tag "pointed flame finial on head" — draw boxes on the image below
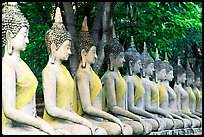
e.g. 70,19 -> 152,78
82,16 -> 88,32
112,25 -> 116,39
143,42 -> 147,52
156,48 -> 159,60
130,36 -> 135,48
178,56 -> 181,65
55,7 -> 62,24
187,59 -> 190,68
165,52 -> 168,61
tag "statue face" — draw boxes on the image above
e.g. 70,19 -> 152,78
146,63 -> 154,76
157,69 -> 166,81
86,46 -> 97,64
195,78 -> 201,87
56,40 -> 71,61
187,76 -> 194,86
166,70 -> 174,81
180,73 -> 186,84
114,52 -> 125,68
11,27 -> 29,52
133,59 -> 141,73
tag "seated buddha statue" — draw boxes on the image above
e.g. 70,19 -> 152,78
101,29 -> 152,135
140,43 -> 176,131
173,57 -> 201,128
163,53 -> 192,128
154,49 -> 185,130
184,60 -> 202,118
124,36 -> 163,132
42,7 -> 102,135
73,16 -> 132,135
193,68 -> 202,114
2,2 -> 56,135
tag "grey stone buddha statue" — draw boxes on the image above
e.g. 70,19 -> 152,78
73,16 -> 132,135
124,36 -> 163,132
2,2 -> 56,135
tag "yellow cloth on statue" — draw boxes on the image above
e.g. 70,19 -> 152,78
151,81 -> 159,104
195,87 -> 201,107
134,75 -> 145,105
116,71 -> 126,104
189,87 -> 195,103
159,82 -> 166,105
2,59 -> 38,128
73,67 -> 102,116
43,64 -> 74,127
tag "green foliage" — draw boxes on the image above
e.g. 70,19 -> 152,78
2,2 -> 202,95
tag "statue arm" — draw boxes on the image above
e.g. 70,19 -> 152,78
2,62 -> 54,134
104,76 -> 143,122
143,84 -> 173,119
76,72 -> 123,125
42,69 -> 94,130
127,81 -> 159,120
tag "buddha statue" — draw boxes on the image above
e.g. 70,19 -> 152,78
2,2 -> 56,135
193,68 -> 202,114
174,57 -> 201,128
163,53 -> 192,128
101,29 -> 152,135
124,36 -> 164,132
42,7 -> 102,135
73,16 -> 132,135
154,49 -> 185,130
184,60 -> 202,118
140,43 -> 176,131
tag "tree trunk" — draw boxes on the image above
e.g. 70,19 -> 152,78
62,2 -> 79,77
92,2 -> 115,74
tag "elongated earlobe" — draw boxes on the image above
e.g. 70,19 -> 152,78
6,30 -> 14,55
51,43 -> 56,64
128,60 -> 133,76
81,49 -> 87,69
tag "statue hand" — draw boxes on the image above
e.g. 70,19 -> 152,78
37,117 -> 56,135
114,119 -> 125,135
155,118 -> 165,131
140,120 -> 149,135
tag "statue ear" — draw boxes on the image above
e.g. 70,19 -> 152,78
6,30 -> 14,55
51,43 -> 56,64
81,49 -> 87,68
109,53 -> 114,61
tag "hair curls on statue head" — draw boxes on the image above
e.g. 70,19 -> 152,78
2,2 -> 29,47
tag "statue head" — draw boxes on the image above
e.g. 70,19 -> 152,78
124,36 -> 141,75
163,52 -> 174,81
76,16 -> 97,68
174,56 -> 186,84
2,2 -> 30,55
104,26 -> 125,71
194,67 -> 201,88
140,42 -> 154,77
45,7 -> 71,64
185,59 -> 195,86
154,48 -> 166,81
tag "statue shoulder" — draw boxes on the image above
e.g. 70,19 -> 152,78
76,68 -> 90,80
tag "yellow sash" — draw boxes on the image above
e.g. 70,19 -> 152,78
189,87 -> 195,103
151,81 -> 159,104
116,71 -> 126,104
134,75 -> 145,105
159,82 -> 166,105
195,87 -> 201,107
2,59 -> 38,128
43,64 -> 74,127
73,67 -> 102,116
